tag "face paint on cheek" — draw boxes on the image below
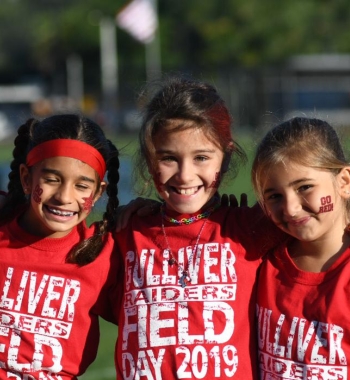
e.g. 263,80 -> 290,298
209,172 -> 221,189
32,185 -> 43,204
82,192 -> 94,212
154,173 -> 164,193
318,195 -> 334,214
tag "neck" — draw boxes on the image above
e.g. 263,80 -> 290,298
288,229 -> 350,272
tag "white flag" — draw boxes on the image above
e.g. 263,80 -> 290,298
116,0 -> 158,44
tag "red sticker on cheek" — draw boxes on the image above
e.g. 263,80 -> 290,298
318,195 -> 333,214
154,173 -> 163,193
209,172 -> 221,189
82,192 -> 94,212
32,185 -> 43,204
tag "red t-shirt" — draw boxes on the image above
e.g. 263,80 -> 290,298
257,244 -> 350,379
0,215 -> 120,379
114,205 -> 281,380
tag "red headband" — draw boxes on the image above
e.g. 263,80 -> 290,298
26,139 -> 106,180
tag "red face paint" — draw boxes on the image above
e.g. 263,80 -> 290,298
32,185 -> 43,204
82,192 -> 94,212
318,195 -> 333,214
154,173 -> 163,193
209,172 -> 221,189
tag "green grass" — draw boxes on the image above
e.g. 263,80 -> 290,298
79,320 -> 118,379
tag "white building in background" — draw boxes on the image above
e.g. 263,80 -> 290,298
264,54 -> 350,126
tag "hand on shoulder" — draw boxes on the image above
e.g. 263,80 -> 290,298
115,197 -> 161,232
221,193 -> 248,208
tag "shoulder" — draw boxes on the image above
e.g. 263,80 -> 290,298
117,211 -> 161,232
212,204 -> 264,229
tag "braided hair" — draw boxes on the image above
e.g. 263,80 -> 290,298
2,114 -> 120,266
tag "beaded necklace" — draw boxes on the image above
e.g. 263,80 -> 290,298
160,195 -> 221,226
160,196 -> 220,287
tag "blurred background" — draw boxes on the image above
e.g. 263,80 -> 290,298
1,0 -> 350,378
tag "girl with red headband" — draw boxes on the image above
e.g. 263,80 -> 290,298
113,77 -> 284,380
0,114 -> 121,379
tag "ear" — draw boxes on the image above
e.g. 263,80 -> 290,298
94,181 -> 107,203
19,164 -> 32,194
337,167 -> 350,198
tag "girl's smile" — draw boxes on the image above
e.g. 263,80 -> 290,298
171,186 -> 201,196
153,127 -> 224,214
19,156 -> 105,238
42,205 -> 78,223
285,216 -> 311,227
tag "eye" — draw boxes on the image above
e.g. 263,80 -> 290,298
76,183 -> 91,191
159,155 -> 176,162
195,155 -> 208,162
44,176 -> 59,183
264,193 -> 282,203
297,184 -> 313,193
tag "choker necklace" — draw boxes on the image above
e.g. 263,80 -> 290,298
161,203 -> 217,287
160,195 -> 221,226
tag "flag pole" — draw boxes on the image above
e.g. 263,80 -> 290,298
145,0 -> 161,81
66,54 -> 84,108
99,17 -> 119,130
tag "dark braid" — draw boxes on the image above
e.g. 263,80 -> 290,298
67,140 -> 120,266
1,119 -> 36,221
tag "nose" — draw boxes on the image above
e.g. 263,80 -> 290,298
283,193 -> 302,217
54,184 -> 73,204
176,160 -> 194,183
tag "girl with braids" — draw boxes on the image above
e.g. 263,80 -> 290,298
0,114 -> 121,379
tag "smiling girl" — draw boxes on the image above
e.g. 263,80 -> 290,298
252,117 -> 350,378
114,77 -> 283,380
0,114 -> 120,379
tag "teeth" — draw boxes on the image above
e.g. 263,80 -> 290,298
178,188 -> 197,195
48,207 -> 74,217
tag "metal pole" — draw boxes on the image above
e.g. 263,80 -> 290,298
66,54 -> 84,108
100,18 -> 118,128
145,0 -> 161,81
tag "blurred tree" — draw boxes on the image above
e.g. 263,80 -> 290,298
1,0 -> 350,103
158,0 -> 350,68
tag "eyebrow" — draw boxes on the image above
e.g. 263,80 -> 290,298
40,168 -> 96,184
156,148 -> 216,154
263,177 -> 314,195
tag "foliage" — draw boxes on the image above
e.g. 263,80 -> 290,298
1,0 -> 350,91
